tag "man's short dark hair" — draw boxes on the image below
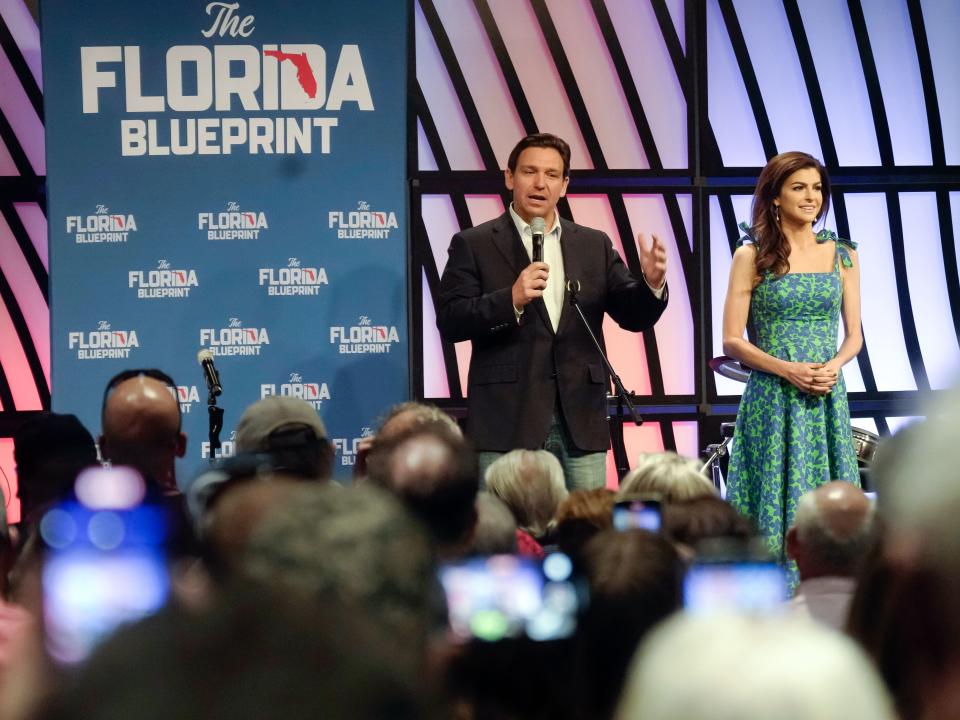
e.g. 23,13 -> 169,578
578,529 -> 683,717
507,133 -> 571,177
14,413 -> 98,526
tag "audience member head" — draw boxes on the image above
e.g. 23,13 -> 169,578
868,421 -> 922,517
13,413 -> 97,527
661,495 -> 755,560
868,390 -> 960,718
100,370 -> 185,493
241,483 -> 435,656
553,488 -> 615,562
187,452 -> 281,525
845,531 -> 928,720
198,473 -> 306,582
786,481 -> 875,580
353,402 -> 461,479
376,401 -> 462,444
484,450 -> 567,540
577,529 -> 683,719
366,422 -> 479,556
32,586 -> 424,720
617,451 -> 716,503
470,492 -> 517,555
616,613 -> 895,720
235,396 -> 333,481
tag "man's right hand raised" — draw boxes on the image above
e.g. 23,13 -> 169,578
512,262 -> 550,309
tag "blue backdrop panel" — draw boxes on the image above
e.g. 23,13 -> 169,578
42,0 -> 408,481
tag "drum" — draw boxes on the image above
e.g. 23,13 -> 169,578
709,356 -> 751,383
851,426 -> 879,466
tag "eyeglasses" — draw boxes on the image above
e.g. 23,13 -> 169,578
101,368 -> 182,431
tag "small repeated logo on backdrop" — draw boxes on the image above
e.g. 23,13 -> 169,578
199,201 -> 268,240
66,204 -> 137,244
129,259 -> 199,299
260,372 -> 331,410
175,385 -> 200,415
332,426 -> 373,467
67,320 -> 140,360
199,317 -> 270,357
328,201 -> 398,240
258,257 -> 328,296
201,430 -> 236,461
330,315 -> 400,354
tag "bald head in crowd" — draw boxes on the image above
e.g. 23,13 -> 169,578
367,421 -> 478,556
100,374 -> 186,494
787,481 -> 875,579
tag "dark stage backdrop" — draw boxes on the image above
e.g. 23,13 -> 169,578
1,0 -> 958,515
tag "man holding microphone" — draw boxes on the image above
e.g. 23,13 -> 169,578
438,133 -> 668,490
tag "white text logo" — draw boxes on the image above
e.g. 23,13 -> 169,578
129,259 -> 199,298
260,372 -> 330,409
67,320 -> 140,360
199,317 -> 270,356
330,315 -> 400,354
258,257 -> 328,296
66,204 -> 137,244
328,201 -> 398,239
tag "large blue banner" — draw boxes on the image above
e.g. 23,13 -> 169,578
43,0 -> 408,481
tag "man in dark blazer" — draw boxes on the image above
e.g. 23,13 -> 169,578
437,134 -> 668,489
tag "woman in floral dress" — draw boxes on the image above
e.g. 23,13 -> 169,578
722,151 -> 861,566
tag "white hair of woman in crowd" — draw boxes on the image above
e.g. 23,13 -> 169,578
615,613 -> 895,720
617,451 -> 717,502
484,449 -> 567,540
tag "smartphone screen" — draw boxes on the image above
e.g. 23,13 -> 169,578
438,553 -> 580,642
40,466 -> 171,665
683,561 -> 787,615
613,498 -> 661,532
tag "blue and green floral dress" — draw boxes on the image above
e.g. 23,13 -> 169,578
726,225 -> 860,566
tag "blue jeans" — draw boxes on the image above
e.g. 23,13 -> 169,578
477,410 -> 607,492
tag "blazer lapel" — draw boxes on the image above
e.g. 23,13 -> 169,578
491,213 -> 528,278
556,219 -> 582,336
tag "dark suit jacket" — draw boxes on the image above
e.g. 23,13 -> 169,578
437,212 -> 668,452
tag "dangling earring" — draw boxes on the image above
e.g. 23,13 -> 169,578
773,205 -> 780,223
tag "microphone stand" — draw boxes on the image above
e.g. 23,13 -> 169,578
566,280 -> 642,481
206,385 -> 223,465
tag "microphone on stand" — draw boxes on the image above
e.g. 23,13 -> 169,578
531,216 -> 545,263
198,348 -> 224,464
197,349 -> 222,397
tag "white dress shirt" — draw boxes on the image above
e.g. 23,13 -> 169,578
509,204 -> 565,331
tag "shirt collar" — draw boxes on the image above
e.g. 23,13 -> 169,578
508,203 -> 562,240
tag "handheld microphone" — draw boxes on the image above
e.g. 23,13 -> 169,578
197,349 -> 222,397
531,216 -> 545,263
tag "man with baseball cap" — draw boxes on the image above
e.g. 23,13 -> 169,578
234,396 -> 334,481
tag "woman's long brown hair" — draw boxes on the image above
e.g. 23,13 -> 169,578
750,151 -> 831,285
